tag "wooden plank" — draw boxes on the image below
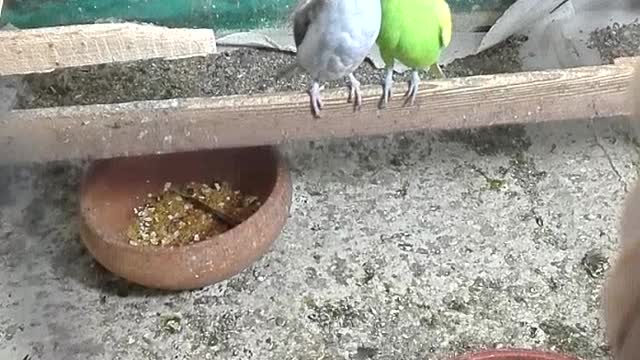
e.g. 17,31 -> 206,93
0,58 -> 638,165
0,23 -> 216,76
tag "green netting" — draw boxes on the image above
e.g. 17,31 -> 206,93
1,0 -> 515,30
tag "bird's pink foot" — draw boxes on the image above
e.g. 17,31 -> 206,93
378,67 -> 393,109
347,73 -> 362,111
403,70 -> 420,107
308,81 -> 324,118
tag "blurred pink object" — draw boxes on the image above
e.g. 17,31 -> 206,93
451,348 -> 581,360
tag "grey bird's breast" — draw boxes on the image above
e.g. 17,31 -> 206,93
296,0 -> 382,82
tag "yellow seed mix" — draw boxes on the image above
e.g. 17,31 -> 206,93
126,181 -> 261,247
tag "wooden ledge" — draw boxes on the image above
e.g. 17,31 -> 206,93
1,57 -> 638,164
0,23 -> 216,76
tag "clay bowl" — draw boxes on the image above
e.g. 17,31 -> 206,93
79,146 -> 292,290
452,349 -> 581,360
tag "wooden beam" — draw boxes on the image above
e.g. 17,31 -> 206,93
0,23 -> 216,76
0,58 -> 638,164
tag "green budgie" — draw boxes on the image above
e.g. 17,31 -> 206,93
376,0 -> 452,108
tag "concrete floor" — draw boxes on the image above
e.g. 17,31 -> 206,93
1,118 -> 637,360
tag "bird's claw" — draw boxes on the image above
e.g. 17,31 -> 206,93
402,84 -> 417,106
347,74 -> 362,112
308,82 -> 324,118
349,86 -> 363,112
378,68 -> 394,109
379,85 -> 391,109
403,70 -> 420,107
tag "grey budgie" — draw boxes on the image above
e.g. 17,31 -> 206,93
279,0 -> 382,117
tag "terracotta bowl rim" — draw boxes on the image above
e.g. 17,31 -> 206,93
79,147 -> 290,255
451,348 -> 581,360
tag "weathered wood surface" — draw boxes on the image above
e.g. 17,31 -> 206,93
0,23 -> 216,76
0,58 -> 638,164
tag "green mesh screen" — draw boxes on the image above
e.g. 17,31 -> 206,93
1,0 -> 515,30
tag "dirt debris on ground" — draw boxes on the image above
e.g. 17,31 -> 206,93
17,35 -> 526,109
589,20 -> 640,64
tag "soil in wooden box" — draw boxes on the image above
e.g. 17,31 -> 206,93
16,36 -> 527,109
14,20 -> 640,110
589,20 -> 640,64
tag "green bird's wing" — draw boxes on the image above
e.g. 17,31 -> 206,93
434,0 -> 452,49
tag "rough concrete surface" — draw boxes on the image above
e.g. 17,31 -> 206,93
1,117 -> 638,360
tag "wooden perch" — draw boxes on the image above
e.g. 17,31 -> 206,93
0,23 -> 216,76
0,57 -> 638,165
